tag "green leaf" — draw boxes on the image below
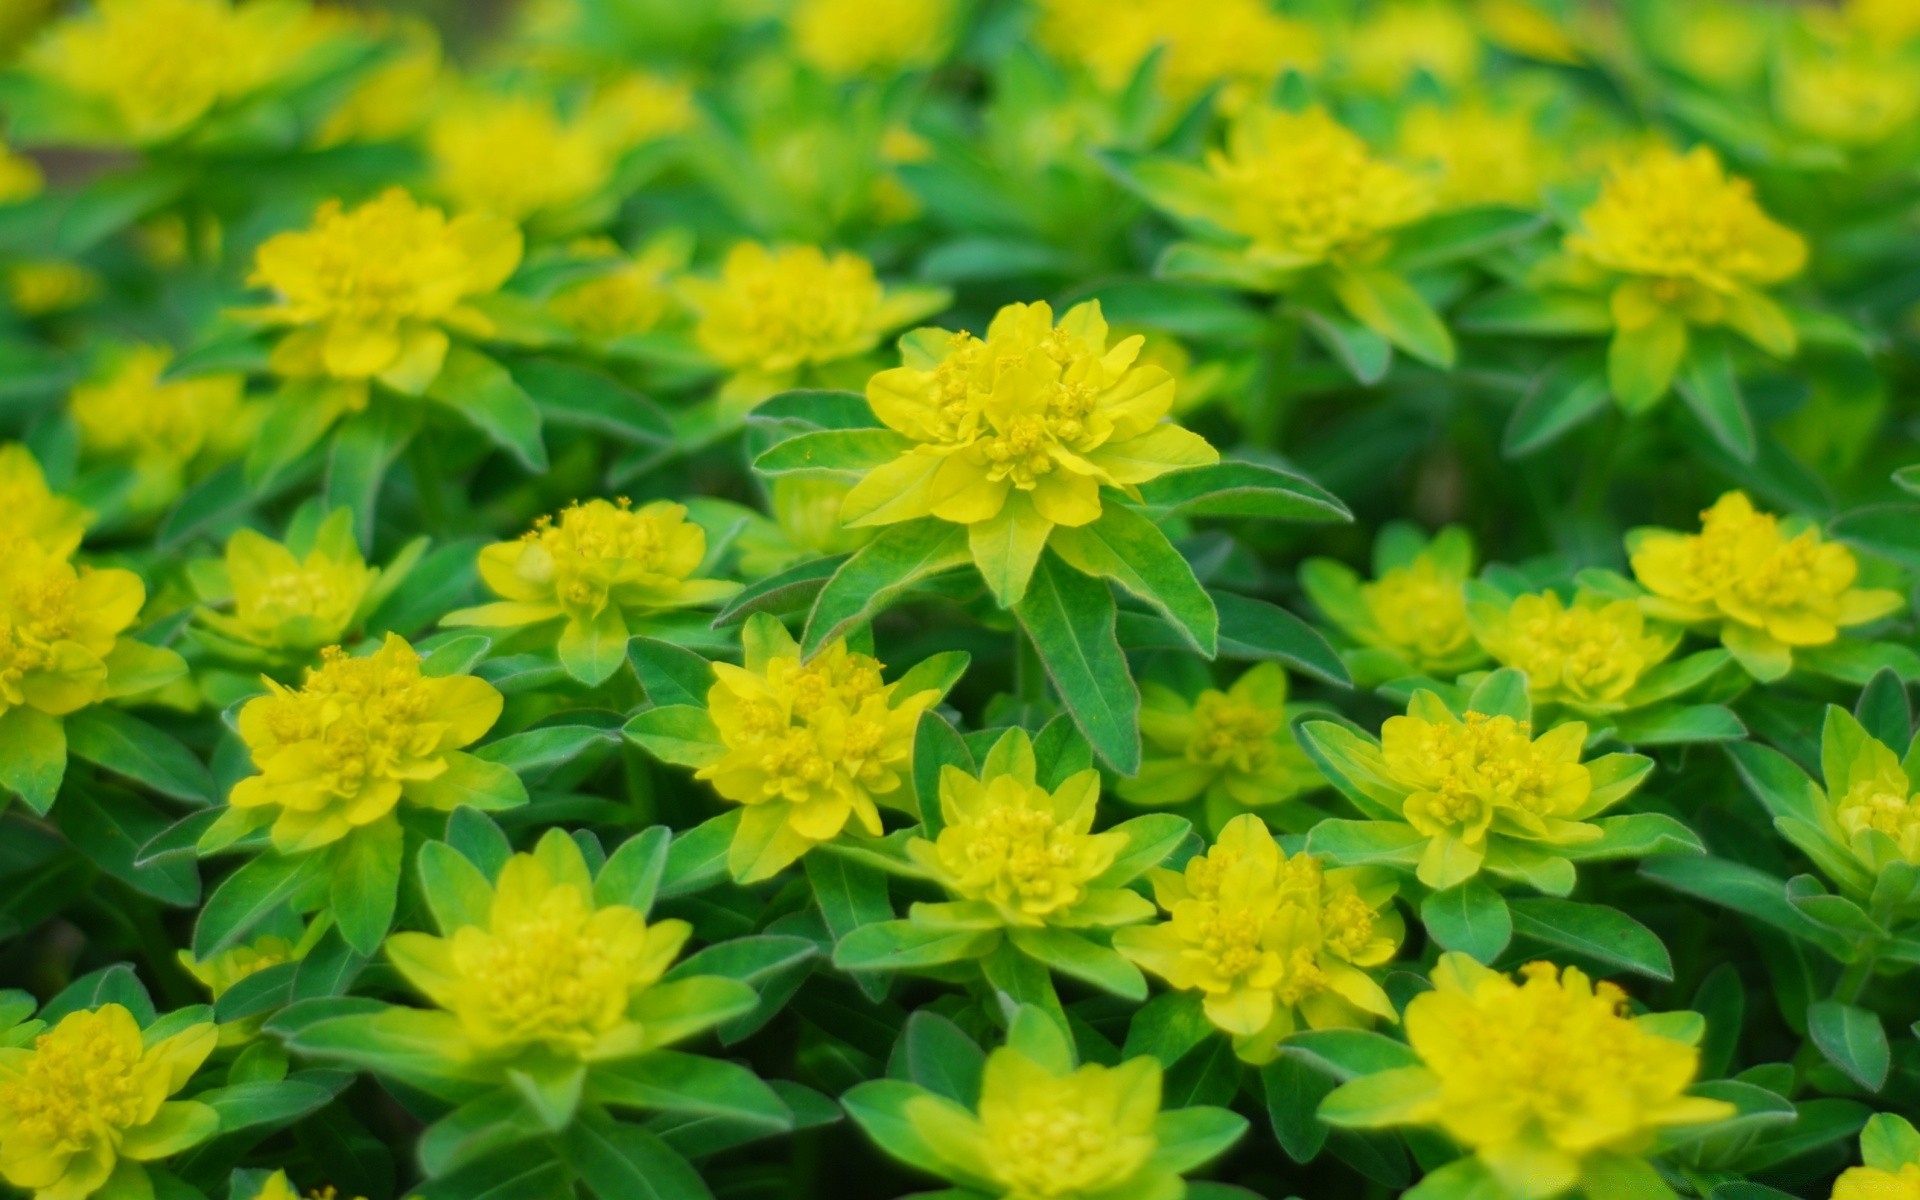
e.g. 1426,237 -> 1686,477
1282,1029 -> 1422,1081
1640,856 -> 1852,959
753,428 -> 914,478
1508,898 -> 1673,981
1676,335 -> 1757,463
1386,207 -> 1545,272
1504,352 -> 1609,458
558,607 -> 630,686
1014,553 -> 1141,774
324,402 -> 418,545
806,852 -> 894,1002
623,705 -> 725,769
1855,669 -> 1912,752
892,1011 -> 985,1105
0,706 -> 67,815
558,1116 -> 713,1200
596,826 -> 670,915
658,810 -> 739,898
665,933 -> 817,1043
1458,288 -> 1614,336
628,638 -> 715,708
1608,314 -> 1687,414
1262,1054 -> 1336,1162
1465,668 -> 1530,721
1807,999 -> 1889,1092
472,725 -> 612,780
804,519 -> 970,654
1134,461 -> 1350,524
425,345 -> 548,472
1214,591 -> 1349,686
1049,506 -> 1217,656
1420,880 -> 1511,963
590,1050 -> 791,1131
419,1089 -> 550,1177
417,840 -> 495,933
712,556 -> 842,627
1610,704 -> 1747,745
65,709 -> 213,805
834,919 -> 999,971
194,851 -> 325,957
54,789 -> 198,906
330,821 -> 403,956
1329,267 -> 1454,367
1301,304 -> 1393,385
913,710 -> 972,837
510,358 -> 672,445
1007,928 -> 1147,1000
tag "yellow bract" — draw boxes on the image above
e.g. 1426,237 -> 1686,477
1831,734 -> 1920,866
70,346 -> 250,510
1123,663 -> 1323,819
546,238 -> 686,343
1776,36 -> 1920,147
453,498 -> 735,631
386,841 -> 690,1060
1568,146 -> 1806,347
907,1047 -> 1162,1199
1630,491 -> 1902,678
0,543 -> 148,721
1365,551 -> 1481,675
1345,1 -> 1483,93
230,634 -> 506,852
734,477 -> 874,579
0,444 -> 90,559
1035,0 -> 1320,108
907,735 -> 1129,928
0,142 -> 43,205
28,0 -> 325,145
791,0 -> 954,78
1206,106 -> 1432,270
1844,0 -> 1920,44
179,933 -> 301,999
1834,1163 -> 1920,1200
842,299 -> 1215,604
0,1005 -> 217,1200
7,262 -> 102,316
697,621 -> 935,881
1382,708 -> 1593,863
1398,101 -> 1559,209
197,513 -> 375,655
1114,815 -> 1399,1062
314,17 -> 442,147
245,188 -> 522,394
1394,956 -> 1731,1197
679,242 -> 947,409
1469,590 -> 1679,712
428,91 -> 612,224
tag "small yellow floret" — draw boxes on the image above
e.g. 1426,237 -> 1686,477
198,513 -> 375,655
71,347 -> 248,508
1398,101 -> 1559,210
1035,0 -> 1320,107
0,143 -> 43,205
428,91 -> 611,224
0,1005 -> 218,1200
791,0 -> 954,78
1345,1 -> 1483,93
0,544 -> 147,722
1124,663 -> 1322,814
0,445 -> 90,559
229,634 -> 506,852
1470,591 -> 1679,712
1834,1163 -> 1920,1200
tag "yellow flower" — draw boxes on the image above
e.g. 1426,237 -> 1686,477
905,1047 -> 1166,1200
907,729 -> 1149,929
1034,0 -> 1321,108
7,262 -> 102,316
1121,663 -> 1324,822
1345,1 -> 1482,93
1628,491 -> 1903,680
1468,590 -> 1680,714
1567,146 -> 1806,356
545,236 -> 687,343
791,0 -> 954,78
1323,955 -> 1733,1199
428,91 -> 612,225
193,510 -> 380,656
314,17 -> 442,147
1114,815 -> 1400,1062
1646,1 -> 1776,88
679,242 -> 948,410
697,616 -> 937,881
1834,1164 -> 1920,1200
1398,101 -> 1560,210
385,836 -> 691,1060
445,499 -> 738,683
1829,721 -> 1920,868
0,142 -> 43,205
1473,0 -> 1583,64
70,346 -> 249,510
178,933 -> 301,998
253,1171 -> 363,1200
841,299 -> 1216,605
579,73 -> 694,149
0,444 -> 90,558
1846,0 -> 1920,44
1302,525 -> 1488,680
0,1004 -> 218,1200
1204,106 -> 1433,271
244,188 -> 522,395
229,633 -> 510,852
0,543 -> 156,721
27,0 -> 326,145
1776,33 -> 1920,147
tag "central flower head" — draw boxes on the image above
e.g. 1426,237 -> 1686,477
1125,663 -> 1322,813
386,837 -> 690,1061
0,140 -> 43,204
1568,145 -> 1805,297
1364,556 -> 1477,666
682,243 -> 921,377
428,91 -> 612,223
200,513 -> 375,655
1205,106 -> 1432,269
1115,815 -> 1400,1056
1471,590 -> 1678,712
1630,492 -> 1901,670
1397,101 -> 1559,210
975,1052 -> 1160,1199
229,633 -> 505,852
1400,956 -> 1732,1190
246,188 -> 521,386
476,499 -> 721,622
0,445 -> 89,560
1035,0 -> 1319,106
1835,1162 -> 1920,1200
698,616 -> 934,881
0,542 -> 145,720
910,733 -> 1127,927
791,0 -> 955,77
71,346 -> 248,508
1383,711 -> 1592,841
27,0 -> 326,145
0,1004 -> 217,1200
